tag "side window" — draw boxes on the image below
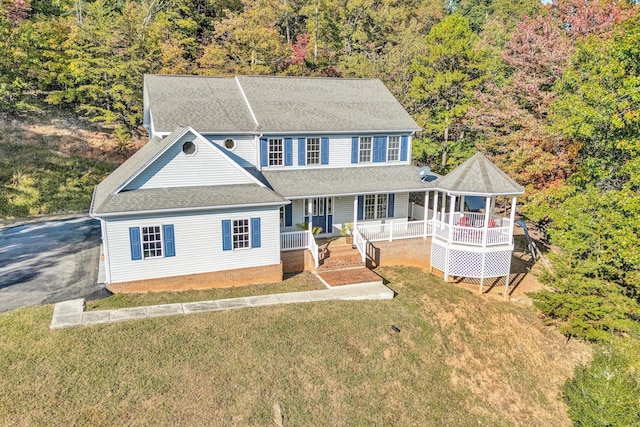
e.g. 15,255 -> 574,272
222,218 -> 261,250
129,224 -> 175,260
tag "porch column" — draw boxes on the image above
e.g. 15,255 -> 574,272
460,195 -> 466,214
433,191 -> 439,223
482,196 -> 491,248
509,196 -> 517,239
353,195 -> 358,228
307,199 -> 313,234
423,190 -> 430,238
447,194 -> 456,243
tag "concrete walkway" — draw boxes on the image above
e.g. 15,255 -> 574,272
50,282 -> 395,329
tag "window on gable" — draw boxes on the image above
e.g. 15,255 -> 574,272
306,137 -> 320,165
364,194 -> 388,220
233,219 -> 250,249
269,138 -> 283,166
388,136 -> 400,161
359,136 -> 372,163
142,226 -> 162,258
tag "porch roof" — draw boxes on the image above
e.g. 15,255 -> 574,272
93,184 -> 287,216
262,165 -> 433,198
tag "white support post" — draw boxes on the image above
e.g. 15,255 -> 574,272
423,190 -> 430,238
504,272 -> 511,300
482,196 -> 491,247
307,199 -> 313,234
460,195 -> 466,214
448,194 -> 456,242
353,196 -> 358,228
509,196 -> 517,241
389,221 -> 393,242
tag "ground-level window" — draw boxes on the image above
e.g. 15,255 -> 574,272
359,136 -> 372,163
233,219 -> 250,249
364,194 -> 388,220
306,137 -> 320,165
142,226 -> 162,258
388,136 -> 400,161
269,138 -> 283,166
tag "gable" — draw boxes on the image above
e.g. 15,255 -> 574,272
124,132 -> 256,191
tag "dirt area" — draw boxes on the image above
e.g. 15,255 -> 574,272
0,114 -> 145,163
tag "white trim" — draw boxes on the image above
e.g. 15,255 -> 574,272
94,201 -> 286,218
235,76 -> 259,127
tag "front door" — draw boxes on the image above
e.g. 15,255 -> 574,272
305,198 -> 333,234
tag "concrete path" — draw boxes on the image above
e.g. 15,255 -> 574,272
50,282 -> 395,329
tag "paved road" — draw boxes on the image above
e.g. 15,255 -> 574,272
0,215 -> 107,313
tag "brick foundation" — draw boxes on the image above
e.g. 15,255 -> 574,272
281,249 -> 315,273
365,238 -> 432,270
107,263 -> 283,293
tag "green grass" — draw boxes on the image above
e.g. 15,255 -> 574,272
87,271 -> 326,311
0,267 -> 590,426
0,138 -> 114,219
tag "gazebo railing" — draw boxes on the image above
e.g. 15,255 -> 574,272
433,219 -> 512,246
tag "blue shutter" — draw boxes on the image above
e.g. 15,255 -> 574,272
321,137 -> 329,165
400,135 -> 408,162
298,138 -> 306,165
163,224 -> 175,257
251,217 -> 261,248
387,193 -> 395,218
222,220 -> 232,251
357,195 -> 364,220
285,203 -> 293,227
284,138 -> 293,166
351,137 -> 359,164
260,137 -> 268,167
129,227 -> 141,261
373,136 -> 387,162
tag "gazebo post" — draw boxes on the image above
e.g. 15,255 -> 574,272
430,191 -> 439,274
423,190 -> 430,238
445,194 -> 456,282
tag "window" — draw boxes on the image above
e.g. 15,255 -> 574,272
280,206 -> 285,227
388,136 -> 400,161
364,194 -> 388,220
182,141 -> 196,155
233,219 -> 250,249
306,137 -> 321,165
224,138 -> 235,150
269,138 -> 283,166
359,137 -> 372,163
142,226 -> 162,258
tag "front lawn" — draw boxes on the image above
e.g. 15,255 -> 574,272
0,267 -> 589,425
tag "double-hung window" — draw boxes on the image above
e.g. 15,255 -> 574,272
359,136 -> 372,163
269,138 -> 283,166
388,136 -> 400,161
142,226 -> 163,258
233,219 -> 250,249
364,194 -> 388,220
306,138 -> 321,165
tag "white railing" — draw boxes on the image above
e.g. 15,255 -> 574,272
358,220 -> 432,242
308,233 -> 319,268
281,230 -> 319,268
353,227 -> 367,263
281,230 -> 309,251
433,221 -> 512,246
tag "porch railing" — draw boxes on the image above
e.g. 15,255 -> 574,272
353,226 -> 367,263
433,220 -> 512,246
280,230 -> 319,268
358,220 -> 432,243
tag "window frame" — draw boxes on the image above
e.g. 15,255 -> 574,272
306,137 -> 321,165
232,218 -> 251,250
141,225 -> 163,259
364,194 -> 388,220
268,138 -> 284,166
359,136 -> 372,163
387,136 -> 400,162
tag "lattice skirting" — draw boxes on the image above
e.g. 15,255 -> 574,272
431,241 -> 512,279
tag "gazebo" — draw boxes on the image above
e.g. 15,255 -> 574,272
426,153 -> 525,296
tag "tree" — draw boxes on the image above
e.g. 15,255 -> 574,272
409,14 -> 487,171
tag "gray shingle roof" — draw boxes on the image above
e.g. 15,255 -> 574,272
94,184 -> 286,215
145,75 -> 257,133
145,75 -> 421,134
262,165 -> 433,198
436,153 -> 524,196
91,127 -> 189,215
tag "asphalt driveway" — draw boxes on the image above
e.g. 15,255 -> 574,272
0,215 -> 107,313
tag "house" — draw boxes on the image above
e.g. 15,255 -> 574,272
90,75 -> 433,292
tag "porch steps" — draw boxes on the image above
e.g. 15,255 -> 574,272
316,238 -> 383,287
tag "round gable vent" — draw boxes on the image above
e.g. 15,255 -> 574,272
182,141 -> 196,155
224,138 -> 236,150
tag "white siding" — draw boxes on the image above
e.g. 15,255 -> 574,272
125,134 -> 254,190
333,196 -> 356,233
205,135 -> 257,168
260,133 -> 412,171
104,207 -> 281,283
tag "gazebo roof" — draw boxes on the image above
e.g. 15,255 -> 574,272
436,152 -> 524,196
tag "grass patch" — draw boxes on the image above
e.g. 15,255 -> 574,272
0,267 -> 590,425
87,271 -> 326,311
